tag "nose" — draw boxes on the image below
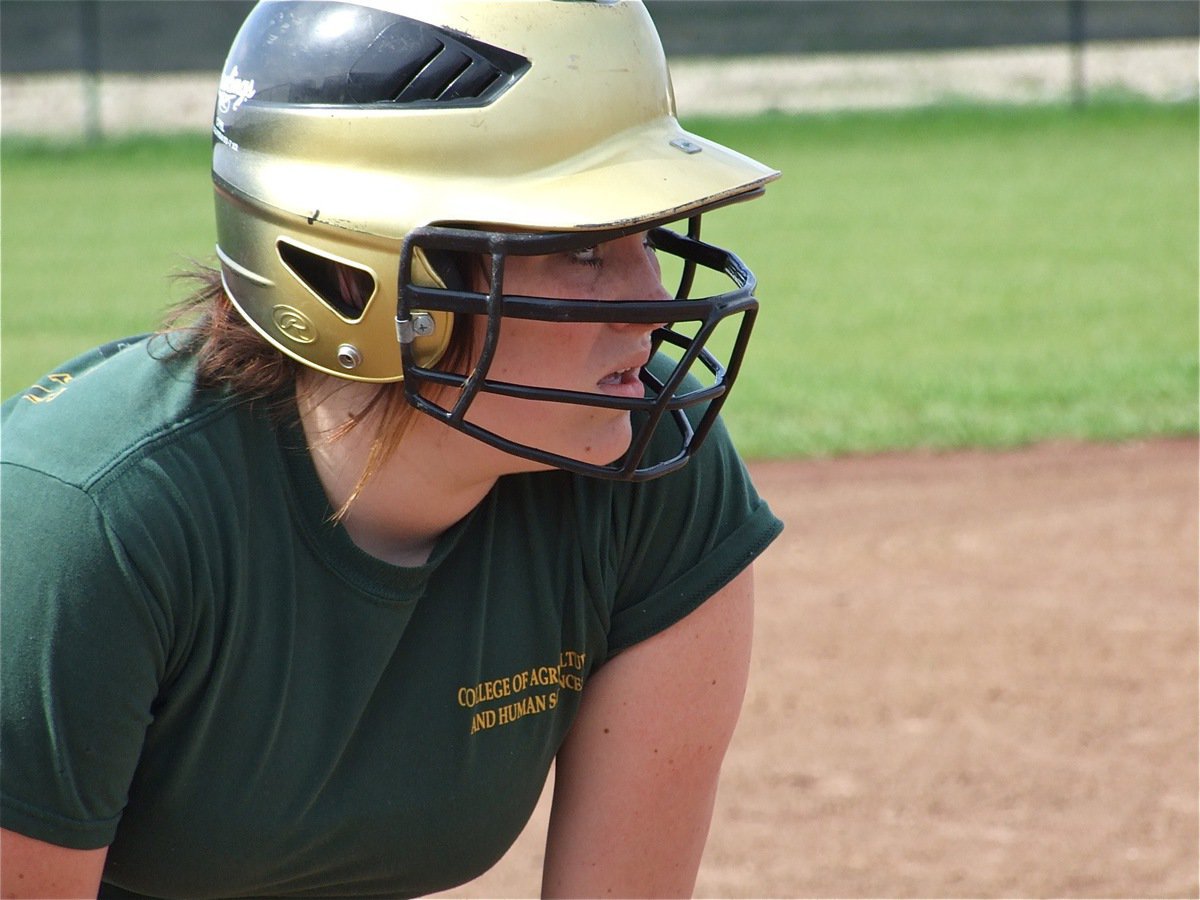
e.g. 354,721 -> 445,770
610,233 -> 671,333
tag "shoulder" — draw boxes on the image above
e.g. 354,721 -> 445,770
592,356 -> 779,557
529,355 -> 782,656
2,336 -> 264,495
1,338 -> 289,594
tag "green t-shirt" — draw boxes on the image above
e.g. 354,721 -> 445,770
1,336 -> 781,899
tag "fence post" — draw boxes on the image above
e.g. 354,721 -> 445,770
1068,0 -> 1088,106
80,0 -> 102,140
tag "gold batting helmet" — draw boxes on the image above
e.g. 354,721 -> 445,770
212,0 -> 779,478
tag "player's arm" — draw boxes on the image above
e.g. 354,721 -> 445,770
0,828 -> 107,899
541,566 -> 755,899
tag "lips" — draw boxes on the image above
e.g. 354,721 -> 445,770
598,367 -> 638,386
596,354 -> 648,398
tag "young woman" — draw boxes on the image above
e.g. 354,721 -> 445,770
0,2 -> 782,897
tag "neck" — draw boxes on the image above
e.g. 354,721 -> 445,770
296,378 -> 505,567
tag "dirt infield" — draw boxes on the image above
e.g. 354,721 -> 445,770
436,438 -> 1198,899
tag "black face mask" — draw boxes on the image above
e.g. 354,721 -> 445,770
397,214 -> 760,482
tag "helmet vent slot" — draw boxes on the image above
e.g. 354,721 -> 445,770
366,21 -> 527,105
220,2 -> 529,110
394,45 -> 472,103
278,240 -> 375,322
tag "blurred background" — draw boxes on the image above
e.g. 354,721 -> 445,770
2,4 -> 1196,898
2,0 -> 1197,137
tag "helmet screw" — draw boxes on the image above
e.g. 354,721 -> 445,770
396,312 -> 436,345
336,343 -> 363,370
411,312 -> 435,337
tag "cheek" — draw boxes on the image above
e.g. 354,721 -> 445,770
482,319 -> 600,384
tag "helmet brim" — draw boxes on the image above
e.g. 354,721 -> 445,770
216,111 -> 778,240
444,116 -> 780,232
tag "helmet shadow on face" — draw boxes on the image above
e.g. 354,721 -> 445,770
396,221 -> 761,480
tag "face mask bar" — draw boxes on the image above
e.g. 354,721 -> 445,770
396,217 -> 759,481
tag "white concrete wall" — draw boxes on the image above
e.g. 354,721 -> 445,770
2,39 -> 1195,138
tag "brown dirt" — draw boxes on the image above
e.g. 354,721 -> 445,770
435,438 -> 1198,899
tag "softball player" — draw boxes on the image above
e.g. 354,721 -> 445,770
0,2 -> 782,896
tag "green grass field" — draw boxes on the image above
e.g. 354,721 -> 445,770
3,100 -> 1196,459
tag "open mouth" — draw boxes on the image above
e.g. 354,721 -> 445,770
598,367 -> 638,387
597,366 -> 645,397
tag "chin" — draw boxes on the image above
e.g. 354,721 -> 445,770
571,412 -> 635,469
470,401 -> 633,473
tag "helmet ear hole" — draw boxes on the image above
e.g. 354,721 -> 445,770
278,240 -> 376,321
421,248 -> 475,292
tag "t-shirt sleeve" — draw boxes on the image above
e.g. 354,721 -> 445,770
1,464 -> 170,850
605,413 -> 783,655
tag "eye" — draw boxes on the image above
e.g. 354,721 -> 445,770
568,245 -> 602,268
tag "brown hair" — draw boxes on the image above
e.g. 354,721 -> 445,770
160,264 -> 473,517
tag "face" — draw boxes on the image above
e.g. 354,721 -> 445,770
459,232 -> 671,473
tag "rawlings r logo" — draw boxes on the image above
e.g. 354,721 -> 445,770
272,305 -> 317,344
